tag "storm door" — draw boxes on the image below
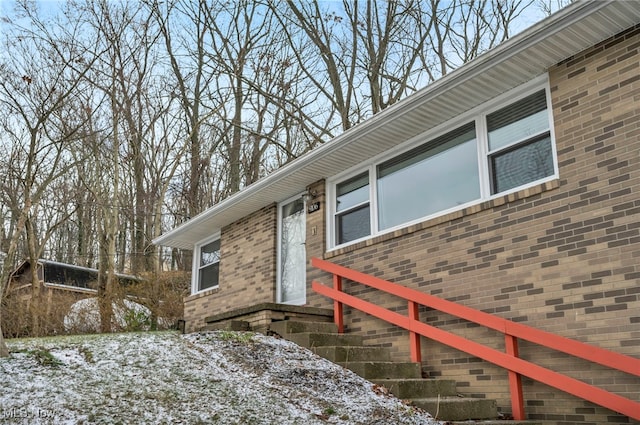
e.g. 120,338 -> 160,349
277,195 -> 306,304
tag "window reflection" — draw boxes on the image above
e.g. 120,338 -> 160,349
491,136 -> 553,193
198,239 -> 220,291
377,124 -> 479,230
335,172 -> 370,244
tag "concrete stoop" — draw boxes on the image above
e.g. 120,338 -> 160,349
201,320 -> 251,332
267,320 -> 543,424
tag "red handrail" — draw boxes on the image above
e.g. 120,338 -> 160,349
311,257 -> 640,421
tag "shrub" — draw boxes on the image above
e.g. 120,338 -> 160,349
124,271 -> 190,331
1,287 -> 79,338
1,270 -> 189,338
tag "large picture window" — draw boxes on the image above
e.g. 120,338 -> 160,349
330,83 -> 556,248
377,123 -> 479,231
196,238 -> 220,292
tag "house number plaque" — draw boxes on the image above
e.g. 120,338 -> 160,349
307,202 -> 320,214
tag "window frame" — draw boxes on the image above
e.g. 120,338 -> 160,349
192,233 -> 221,294
375,121 -> 481,231
333,170 -> 373,245
484,89 -> 555,195
327,76 -> 558,249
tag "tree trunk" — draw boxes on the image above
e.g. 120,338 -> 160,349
25,217 -> 43,336
0,203 -> 31,356
0,332 -> 8,357
228,74 -> 244,194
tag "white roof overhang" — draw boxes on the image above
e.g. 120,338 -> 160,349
154,0 -> 640,250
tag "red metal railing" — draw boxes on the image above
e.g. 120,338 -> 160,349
311,257 -> 640,421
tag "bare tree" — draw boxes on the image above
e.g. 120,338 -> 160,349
536,0 -> 573,17
87,0 -> 167,274
0,0 -> 101,344
273,0 -> 545,130
73,0 -> 151,329
201,0 -> 286,195
148,0 -> 226,271
150,0 -> 223,219
272,0 -> 358,131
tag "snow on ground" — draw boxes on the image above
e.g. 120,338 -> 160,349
0,331 -> 441,424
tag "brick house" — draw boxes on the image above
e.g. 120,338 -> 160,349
154,2 -> 639,424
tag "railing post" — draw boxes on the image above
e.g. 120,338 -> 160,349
505,334 -> 525,420
333,274 -> 344,333
408,301 -> 421,363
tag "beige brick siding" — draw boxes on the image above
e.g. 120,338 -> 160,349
183,204 -> 277,332
307,25 -> 640,424
306,179 -> 328,306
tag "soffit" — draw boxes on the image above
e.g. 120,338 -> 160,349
154,1 -> 640,250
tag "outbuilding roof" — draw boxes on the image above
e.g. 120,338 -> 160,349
154,0 -> 640,250
9,259 -> 140,286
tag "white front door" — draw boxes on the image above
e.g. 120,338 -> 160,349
277,196 -> 306,304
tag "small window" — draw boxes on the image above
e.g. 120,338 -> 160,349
197,239 -> 220,292
335,172 -> 370,244
487,90 -> 553,194
490,135 -> 554,193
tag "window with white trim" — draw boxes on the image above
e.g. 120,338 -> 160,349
195,238 -> 220,293
487,89 -> 553,194
330,83 -> 556,248
377,122 -> 479,231
335,172 -> 371,244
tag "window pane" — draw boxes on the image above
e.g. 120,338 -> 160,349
336,172 -> 369,212
488,90 -> 549,151
377,125 -> 480,230
199,262 -> 219,291
200,239 -> 220,266
337,204 -> 370,244
378,123 -> 475,177
282,197 -> 304,217
491,136 -> 554,194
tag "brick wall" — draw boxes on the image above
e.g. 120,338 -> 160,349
306,179 -> 327,307
183,204 -> 278,332
308,25 -> 640,424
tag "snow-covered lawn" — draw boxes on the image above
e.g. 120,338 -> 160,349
0,331 -> 440,424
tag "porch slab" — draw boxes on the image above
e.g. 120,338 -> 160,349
202,303 -> 334,333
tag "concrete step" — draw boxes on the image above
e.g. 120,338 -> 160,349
371,378 -> 458,398
276,320 -> 508,423
268,320 -> 338,335
339,361 -> 422,379
201,320 -> 250,332
287,332 -> 363,348
411,397 -> 498,421
312,345 -> 391,362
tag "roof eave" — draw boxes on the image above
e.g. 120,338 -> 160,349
154,0 -> 640,250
